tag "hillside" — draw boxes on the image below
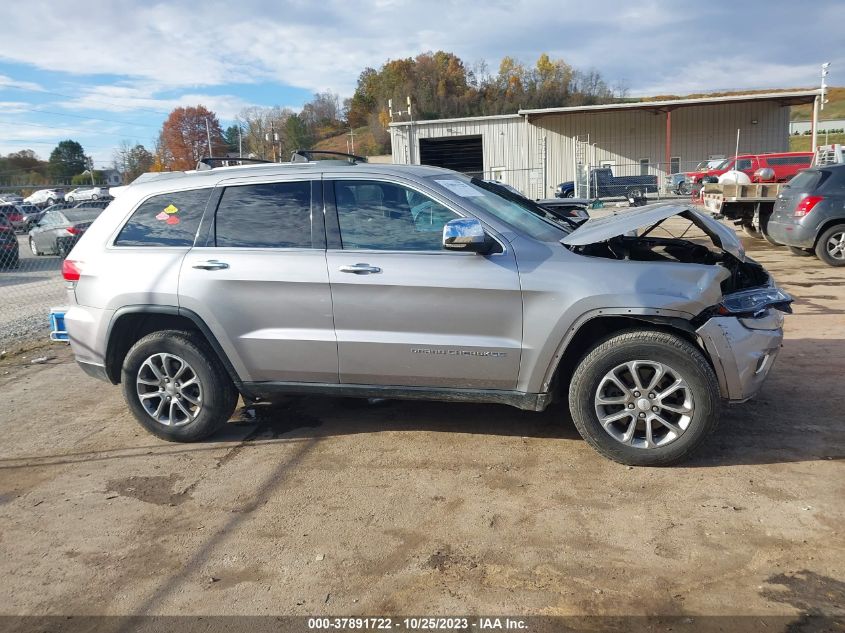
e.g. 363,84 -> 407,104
790,86 -> 845,120
640,87 -> 844,121
313,126 -> 381,156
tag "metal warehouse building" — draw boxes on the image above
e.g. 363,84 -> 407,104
389,90 -> 820,199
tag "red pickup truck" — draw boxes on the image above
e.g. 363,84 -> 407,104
686,152 -> 813,184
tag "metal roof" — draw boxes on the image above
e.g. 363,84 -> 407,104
518,90 -> 820,117
389,113 -> 521,128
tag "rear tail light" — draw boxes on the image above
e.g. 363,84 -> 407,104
795,195 -> 823,217
66,227 -> 82,235
62,259 -> 82,281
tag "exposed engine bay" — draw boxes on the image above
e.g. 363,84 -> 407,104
568,234 -> 770,294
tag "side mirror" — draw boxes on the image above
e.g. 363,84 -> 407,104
442,218 -> 493,254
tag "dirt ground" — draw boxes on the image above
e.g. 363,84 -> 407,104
0,230 -> 842,627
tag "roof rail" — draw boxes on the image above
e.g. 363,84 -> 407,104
196,157 -> 273,170
290,149 -> 367,164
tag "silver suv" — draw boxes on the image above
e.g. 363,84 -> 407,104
63,158 -> 791,466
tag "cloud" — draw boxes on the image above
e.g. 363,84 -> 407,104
1,0 -> 837,99
60,83 -> 258,120
0,74 -> 43,92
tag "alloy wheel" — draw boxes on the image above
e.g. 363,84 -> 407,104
825,231 -> 845,261
136,353 -> 203,427
594,360 -> 694,449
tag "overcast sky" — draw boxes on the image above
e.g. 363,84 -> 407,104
0,0 -> 842,167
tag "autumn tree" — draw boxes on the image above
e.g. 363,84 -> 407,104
158,105 -> 226,170
48,140 -> 88,181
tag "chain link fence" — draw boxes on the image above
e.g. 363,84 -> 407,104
0,194 -> 114,347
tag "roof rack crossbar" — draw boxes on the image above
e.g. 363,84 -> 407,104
197,157 -> 273,170
290,149 -> 367,164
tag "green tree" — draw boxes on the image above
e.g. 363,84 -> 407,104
224,125 -> 241,154
48,140 -> 87,181
284,114 -> 312,150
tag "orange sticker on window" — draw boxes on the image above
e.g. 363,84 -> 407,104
166,215 -> 180,225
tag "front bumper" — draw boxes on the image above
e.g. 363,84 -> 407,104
766,218 -> 815,248
696,311 -> 784,402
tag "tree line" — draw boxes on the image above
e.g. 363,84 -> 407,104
151,51 -> 623,167
2,51 -> 622,183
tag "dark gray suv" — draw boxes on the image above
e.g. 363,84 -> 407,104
768,164 -> 845,266
62,160 -> 791,466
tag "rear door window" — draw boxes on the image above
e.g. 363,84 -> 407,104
214,181 -> 313,248
115,189 -> 211,247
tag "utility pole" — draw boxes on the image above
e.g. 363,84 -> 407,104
348,128 -> 356,154
205,118 -> 213,158
812,63 -> 830,153
238,125 -> 243,157
88,158 -> 95,186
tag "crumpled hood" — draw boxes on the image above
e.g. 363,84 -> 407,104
561,203 -> 745,261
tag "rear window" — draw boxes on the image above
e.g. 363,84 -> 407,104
115,189 -> 211,247
785,170 -> 823,192
64,209 -> 103,222
819,167 -> 845,193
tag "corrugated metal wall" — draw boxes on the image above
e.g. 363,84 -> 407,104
390,101 -> 790,198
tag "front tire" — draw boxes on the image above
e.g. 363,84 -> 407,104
568,330 -> 720,466
121,330 -> 238,442
815,224 -> 845,267
29,237 -> 41,256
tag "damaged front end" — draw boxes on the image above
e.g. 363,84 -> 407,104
561,204 -> 793,402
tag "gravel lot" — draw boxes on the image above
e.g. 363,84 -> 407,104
0,227 -> 842,627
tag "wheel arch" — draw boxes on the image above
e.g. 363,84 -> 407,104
813,217 -> 845,246
542,311 -> 709,398
104,306 -> 244,391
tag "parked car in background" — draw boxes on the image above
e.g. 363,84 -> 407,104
28,206 -> 105,257
63,160 -> 790,466
483,179 -> 589,222
0,194 -> 24,205
669,173 -> 691,195
555,167 -> 658,199
72,199 -> 112,210
767,164 -> 845,266
0,211 -> 20,269
536,197 -> 591,221
65,187 -> 109,202
0,203 -> 41,232
24,188 -> 65,206
687,153 -> 813,185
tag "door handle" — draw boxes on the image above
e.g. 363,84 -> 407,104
339,263 -> 382,274
192,259 -> 229,271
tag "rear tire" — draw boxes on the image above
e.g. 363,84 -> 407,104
568,330 -> 720,466
121,330 -> 238,442
788,246 -> 814,257
741,223 -> 762,239
562,190 -> 575,198
627,187 -> 644,199
815,224 -> 845,267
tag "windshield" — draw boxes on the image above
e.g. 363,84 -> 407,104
428,176 -> 570,242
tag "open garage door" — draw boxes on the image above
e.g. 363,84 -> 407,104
418,136 -> 483,177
